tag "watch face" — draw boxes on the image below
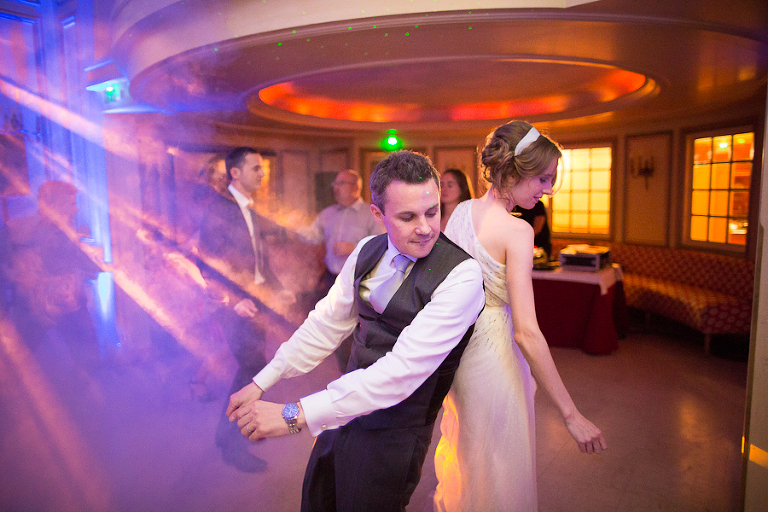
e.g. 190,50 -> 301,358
283,402 -> 299,420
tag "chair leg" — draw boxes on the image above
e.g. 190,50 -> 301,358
704,333 -> 711,356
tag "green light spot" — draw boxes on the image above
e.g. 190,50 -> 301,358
415,25 -> 419,28
278,42 -> 282,46
348,27 -> 353,30
306,38 -> 311,42
292,30 -> 296,33
373,25 -> 377,28
468,26 -> 473,30
384,33 -> 388,37
213,48 -> 218,52
405,32 -> 409,36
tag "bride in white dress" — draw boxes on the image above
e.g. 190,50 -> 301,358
434,121 -> 607,512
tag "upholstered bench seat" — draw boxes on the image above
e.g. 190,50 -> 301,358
552,240 -> 754,354
623,274 -> 752,352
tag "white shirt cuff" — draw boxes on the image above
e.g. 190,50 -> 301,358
300,390 -> 340,437
253,366 -> 281,392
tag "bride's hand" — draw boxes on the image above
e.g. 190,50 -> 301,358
564,413 -> 607,454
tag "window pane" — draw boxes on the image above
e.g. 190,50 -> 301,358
691,216 -> 708,241
691,191 -> 709,215
692,165 -> 710,189
590,213 -> 609,233
712,135 -> 732,162
591,191 -> 610,211
710,191 -> 729,216
728,218 -> 748,245
570,149 -> 591,170
711,163 -> 730,189
591,147 -> 612,169
732,133 -> 754,161
571,192 -> 589,210
694,138 -> 711,164
730,191 -> 750,217
708,217 -> 727,243
571,212 -> 589,231
591,170 -> 611,190
553,194 -> 570,210
552,211 -> 570,231
571,171 -> 590,190
732,162 -> 751,189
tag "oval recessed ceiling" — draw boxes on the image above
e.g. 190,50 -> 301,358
252,58 -> 651,124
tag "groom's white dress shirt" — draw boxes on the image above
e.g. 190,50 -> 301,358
253,235 -> 485,437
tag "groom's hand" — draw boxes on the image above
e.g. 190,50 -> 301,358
235,400 -> 307,441
226,382 -> 263,419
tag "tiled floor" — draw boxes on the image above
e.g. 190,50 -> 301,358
0,315 -> 748,512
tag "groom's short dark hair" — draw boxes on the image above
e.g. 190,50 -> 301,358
370,151 -> 440,213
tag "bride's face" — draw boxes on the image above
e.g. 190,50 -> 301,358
507,158 -> 558,210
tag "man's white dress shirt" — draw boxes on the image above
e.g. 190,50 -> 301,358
254,235 -> 485,437
298,198 -> 384,275
228,184 -> 264,285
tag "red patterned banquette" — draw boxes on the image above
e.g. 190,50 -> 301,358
552,241 -> 754,354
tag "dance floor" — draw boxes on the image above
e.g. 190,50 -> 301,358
0,314 -> 748,512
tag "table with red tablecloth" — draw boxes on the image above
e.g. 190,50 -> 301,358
531,264 -> 627,355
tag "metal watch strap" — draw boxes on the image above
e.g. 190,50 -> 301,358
286,418 -> 301,434
283,402 -> 302,434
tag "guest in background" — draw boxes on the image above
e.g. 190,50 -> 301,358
439,168 -> 473,232
513,199 -> 552,258
196,146 -> 291,472
0,180 -> 100,371
296,169 -> 383,371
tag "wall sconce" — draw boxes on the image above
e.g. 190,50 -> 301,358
629,155 -> 654,189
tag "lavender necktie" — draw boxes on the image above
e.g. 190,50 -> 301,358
368,254 -> 410,313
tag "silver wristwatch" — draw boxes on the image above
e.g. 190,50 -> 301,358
282,402 -> 301,434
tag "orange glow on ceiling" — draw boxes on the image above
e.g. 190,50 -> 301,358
258,69 -> 647,122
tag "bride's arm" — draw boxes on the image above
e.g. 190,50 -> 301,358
504,220 -> 607,454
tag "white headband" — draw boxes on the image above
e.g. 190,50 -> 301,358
514,126 -> 540,156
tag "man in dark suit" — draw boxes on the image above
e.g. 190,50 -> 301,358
197,146 -> 287,472
226,150 -> 486,510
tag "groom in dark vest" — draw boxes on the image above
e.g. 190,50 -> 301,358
226,150 -> 485,511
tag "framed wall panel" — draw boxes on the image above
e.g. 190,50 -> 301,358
623,132 -> 672,245
434,146 -> 480,196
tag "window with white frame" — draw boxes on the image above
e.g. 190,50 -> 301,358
551,146 -> 612,235
688,130 -> 754,247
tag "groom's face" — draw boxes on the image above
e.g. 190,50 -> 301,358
371,179 -> 440,259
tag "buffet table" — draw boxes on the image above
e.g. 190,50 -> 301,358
531,264 -> 627,355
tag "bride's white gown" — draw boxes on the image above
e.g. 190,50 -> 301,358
434,199 -> 538,512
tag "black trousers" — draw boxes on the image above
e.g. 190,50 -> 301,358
301,421 -> 433,512
213,306 -> 267,451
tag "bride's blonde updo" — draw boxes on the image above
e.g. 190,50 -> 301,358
480,120 -> 562,196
